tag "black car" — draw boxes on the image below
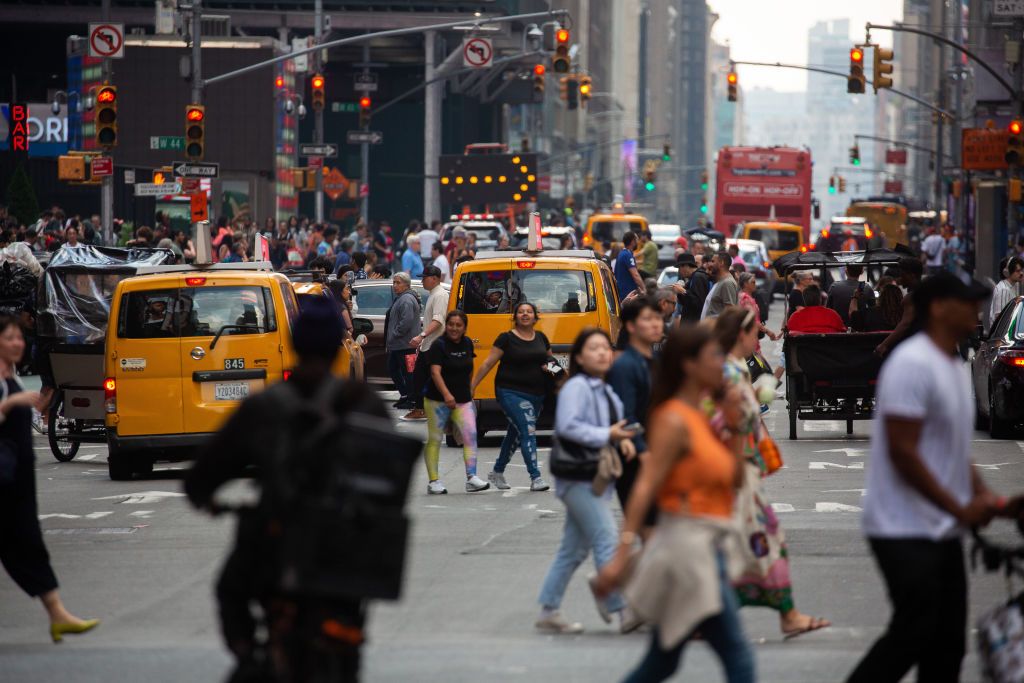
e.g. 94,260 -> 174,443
815,217 -> 873,252
972,295 -> 1024,438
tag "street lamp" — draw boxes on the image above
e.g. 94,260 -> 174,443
51,90 -> 85,115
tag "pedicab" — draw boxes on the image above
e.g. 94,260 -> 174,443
36,245 -> 175,461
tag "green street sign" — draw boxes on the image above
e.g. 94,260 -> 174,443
149,136 -> 185,151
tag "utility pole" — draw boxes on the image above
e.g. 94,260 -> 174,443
953,3 -> 964,232
361,43 -> 370,225
189,0 -> 203,250
100,0 -> 114,245
637,1 -> 649,140
1013,17 -> 1024,248
423,31 -> 440,226
313,0 -> 324,224
934,4 -> 947,212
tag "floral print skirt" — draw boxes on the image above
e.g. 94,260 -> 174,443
732,461 -> 794,613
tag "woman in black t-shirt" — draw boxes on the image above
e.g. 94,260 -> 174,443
423,311 -> 490,495
471,302 -> 555,492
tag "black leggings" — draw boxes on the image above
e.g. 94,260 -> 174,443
0,458 -> 59,597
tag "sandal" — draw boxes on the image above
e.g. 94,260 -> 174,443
782,616 -> 830,640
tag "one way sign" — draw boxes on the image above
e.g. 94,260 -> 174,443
172,161 -> 220,178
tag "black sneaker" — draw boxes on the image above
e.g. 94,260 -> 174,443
392,397 -> 409,408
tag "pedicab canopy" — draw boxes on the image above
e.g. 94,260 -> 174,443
772,247 -> 904,277
37,245 -> 176,343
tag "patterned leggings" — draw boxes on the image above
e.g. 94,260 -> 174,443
424,398 -> 478,481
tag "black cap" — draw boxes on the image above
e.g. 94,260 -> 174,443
913,271 -> 991,311
422,265 -> 443,278
675,253 -> 697,268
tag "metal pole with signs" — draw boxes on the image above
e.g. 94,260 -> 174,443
313,0 -> 324,224
361,44 -> 370,225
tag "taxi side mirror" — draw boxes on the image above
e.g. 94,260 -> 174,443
352,317 -> 374,336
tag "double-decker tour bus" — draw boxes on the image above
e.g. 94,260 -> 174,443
714,146 -> 813,241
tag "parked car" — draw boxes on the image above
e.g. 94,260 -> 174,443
509,225 -> 579,251
657,266 -> 679,286
352,279 -> 450,385
726,238 -> 777,298
815,216 -> 874,252
649,223 -> 688,268
972,294 -> 1024,438
683,227 -> 725,256
439,214 -> 509,251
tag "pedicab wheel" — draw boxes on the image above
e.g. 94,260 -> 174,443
48,396 -> 80,462
787,381 -> 798,441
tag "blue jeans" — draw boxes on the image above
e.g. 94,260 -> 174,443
493,387 -> 544,480
387,349 -> 415,398
538,482 -> 625,613
622,552 -> 755,683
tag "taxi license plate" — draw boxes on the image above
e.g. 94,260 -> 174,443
553,354 -> 570,370
214,382 -> 249,401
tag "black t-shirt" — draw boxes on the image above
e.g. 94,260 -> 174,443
493,330 -> 551,395
787,288 -> 804,312
425,336 -> 475,404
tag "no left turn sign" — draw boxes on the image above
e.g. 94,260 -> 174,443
462,37 -> 493,68
89,23 -> 125,59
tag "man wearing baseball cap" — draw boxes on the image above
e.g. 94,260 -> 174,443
850,272 -> 1007,682
405,265 -> 449,421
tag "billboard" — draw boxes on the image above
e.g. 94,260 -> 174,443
438,153 -> 538,204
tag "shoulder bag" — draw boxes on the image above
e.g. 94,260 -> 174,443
549,384 -> 619,481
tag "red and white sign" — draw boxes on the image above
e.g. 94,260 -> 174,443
308,156 -> 323,169
462,37 -> 494,68
90,156 -> 113,177
6,103 -> 29,153
180,177 -> 201,194
723,182 -> 804,199
883,180 -> 903,194
885,148 -> 908,165
359,183 -> 370,198
88,23 -> 125,59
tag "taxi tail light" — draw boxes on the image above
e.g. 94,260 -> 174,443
283,369 -> 293,382
820,229 -> 830,239
582,233 -> 592,245
997,350 -> 1024,368
800,245 -> 809,253
864,226 -> 874,239
186,277 -> 207,286
516,260 -> 537,269
104,377 -> 117,413
763,261 -> 771,268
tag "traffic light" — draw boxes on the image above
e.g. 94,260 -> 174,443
552,27 -> 570,73
533,64 -> 546,95
94,85 -> 118,149
311,73 -> 325,111
700,197 -> 708,214
275,74 -> 285,89
561,76 -> 579,110
838,176 -> 847,193
849,144 -> 861,165
700,170 -> 708,191
872,46 -> 894,92
848,47 -> 866,94
663,144 -> 672,161
643,161 -> 656,191
359,96 -> 371,128
828,175 -> 836,194
1006,120 -> 1023,165
184,103 -> 205,160
727,71 -> 738,102
579,76 -> 592,106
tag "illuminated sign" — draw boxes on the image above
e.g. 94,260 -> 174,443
7,103 -> 29,153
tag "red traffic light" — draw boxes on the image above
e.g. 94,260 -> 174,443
727,72 -> 738,84
311,75 -> 324,89
533,64 -> 546,76
97,87 -> 116,103
1011,120 -> 1023,135
359,96 -> 371,109
275,75 -> 284,88
186,107 -> 205,122
850,48 -> 864,63
556,28 -> 570,44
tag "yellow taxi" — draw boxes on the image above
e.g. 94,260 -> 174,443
290,279 -> 365,381
103,262 -> 369,480
583,206 -> 649,257
735,221 -> 806,262
449,244 -> 620,437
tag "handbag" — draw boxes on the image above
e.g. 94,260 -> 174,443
759,434 -> 784,475
977,594 -> 1024,683
549,384 -> 618,481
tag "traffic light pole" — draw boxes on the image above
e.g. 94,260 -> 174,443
360,44 -> 370,226
313,0 -> 324,225
100,0 -> 113,245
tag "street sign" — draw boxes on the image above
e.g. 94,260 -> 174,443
191,193 -> 209,223
462,37 -> 494,68
180,178 -> 201,193
883,180 -> 903,194
91,156 -> 113,177
323,168 -> 349,201
88,23 -> 125,59
354,73 -> 378,92
150,136 -> 184,151
346,130 -> 383,145
308,156 -> 323,169
962,128 -> 1010,170
994,1 -> 1024,17
173,161 -> 220,178
299,143 -> 339,157
124,168 -> 135,184
885,148 -> 908,165
134,182 -> 180,197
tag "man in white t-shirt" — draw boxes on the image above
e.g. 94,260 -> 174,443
920,228 -> 945,276
431,240 -> 451,283
403,265 -> 449,421
418,222 -> 440,259
849,272 -> 1002,682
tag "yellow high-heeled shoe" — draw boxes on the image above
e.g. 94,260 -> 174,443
50,619 -> 99,643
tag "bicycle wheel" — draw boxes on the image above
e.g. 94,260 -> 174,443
48,395 -> 80,462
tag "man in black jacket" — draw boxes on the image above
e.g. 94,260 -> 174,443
673,253 -> 712,324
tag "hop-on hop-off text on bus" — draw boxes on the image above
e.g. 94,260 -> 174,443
714,146 -> 813,242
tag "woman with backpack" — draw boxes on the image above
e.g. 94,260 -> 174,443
422,310 -> 489,495
535,328 -> 637,634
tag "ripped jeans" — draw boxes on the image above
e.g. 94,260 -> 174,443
423,398 -> 478,481
493,387 -> 544,481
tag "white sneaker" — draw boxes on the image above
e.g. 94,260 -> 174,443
587,575 -> 612,624
535,611 -> 584,634
427,480 -> 447,495
487,471 -> 511,490
531,477 -> 551,492
465,475 -> 490,493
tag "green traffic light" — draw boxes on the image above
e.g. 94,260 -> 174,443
828,186 -> 837,194
700,204 -> 708,214
645,181 -> 655,191
662,154 -> 671,161
701,183 -> 708,191
853,158 -> 861,166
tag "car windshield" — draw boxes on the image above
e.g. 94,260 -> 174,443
457,269 -> 596,314
650,226 -> 680,241
831,222 -> 867,235
591,220 -> 645,242
747,228 -> 801,251
739,248 -> 763,266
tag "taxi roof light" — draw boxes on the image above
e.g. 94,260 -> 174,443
517,260 -> 536,269
186,277 -> 207,286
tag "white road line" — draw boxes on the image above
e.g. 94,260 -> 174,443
813,448 -> 867,457
771,503 -> 795,513
809,461 -> 864,470
815,502 -> 862,512
38,513 -> 80,520
92,491 -> 186,504
803,421 -> 845,432
128,510 -> 154,518
822,488 -> 867,496
76,454 -> 98,461
974,463 -> 1013,470
85,511 -> 114,519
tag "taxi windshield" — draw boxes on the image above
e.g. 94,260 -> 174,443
457,269 -> 596,314
747,228 -> 801,251
117,286 -> 276,339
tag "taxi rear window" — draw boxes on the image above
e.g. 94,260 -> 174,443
590,220 -> 645,243
117,286 -> 276,339
457,269 -> 596,314
747,229 -> 801,251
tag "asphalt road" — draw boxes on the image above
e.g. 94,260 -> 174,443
3,320 -> 1024,682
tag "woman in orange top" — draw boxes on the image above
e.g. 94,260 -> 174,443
594,326 -> 755,683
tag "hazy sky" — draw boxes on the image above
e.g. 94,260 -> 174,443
709,0 -> 903,92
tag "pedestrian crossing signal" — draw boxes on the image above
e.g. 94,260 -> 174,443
94,85 -> 118,149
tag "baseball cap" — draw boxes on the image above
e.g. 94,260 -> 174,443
913,271 -> 991,311
422,265 -> 443,278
